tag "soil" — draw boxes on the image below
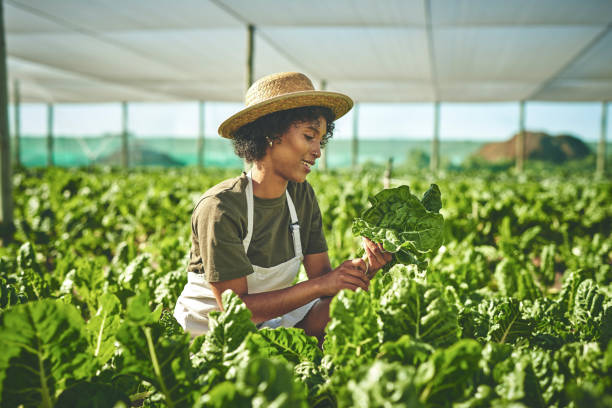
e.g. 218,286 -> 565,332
475,132 -> 591,163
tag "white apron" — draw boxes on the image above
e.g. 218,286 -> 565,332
173,172 -> 318,337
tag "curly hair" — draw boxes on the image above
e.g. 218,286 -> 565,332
232,106 -> 336,163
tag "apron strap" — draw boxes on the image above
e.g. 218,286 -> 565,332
243,171 -> 303,260
243,171 -> 255,252
285,190 -> 303,260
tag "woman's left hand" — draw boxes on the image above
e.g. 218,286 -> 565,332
362,237 -> 393,278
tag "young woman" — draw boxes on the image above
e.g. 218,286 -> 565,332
174,72 -> 391,345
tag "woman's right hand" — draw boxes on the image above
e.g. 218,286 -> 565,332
318,259 -> 369,296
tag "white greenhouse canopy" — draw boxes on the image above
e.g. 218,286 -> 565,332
4,0 -> 612,103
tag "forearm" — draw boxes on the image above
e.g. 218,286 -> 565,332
239,277 -> 326,323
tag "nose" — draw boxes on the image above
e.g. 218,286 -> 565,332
313,143 -> 321,158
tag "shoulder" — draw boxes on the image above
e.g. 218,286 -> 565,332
287,179 -> 317,202
193,173 -> 248,220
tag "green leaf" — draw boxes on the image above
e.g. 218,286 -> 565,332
194,290 -> 257,369
0,276 -> 27,310
377,335 -> 434,366
416,339 -> 482,405
241,327 -> 323,366
196,357 -> 308,408
342,361 -> 422,408
55,381 -> 130,408
116,317 -> 195,407
86,292 -> 122,366
480,298 -> 533,344
352,184 -> 444,271
378,270 -> 460,347
0,299 -> 95,408
493,352 -> 546,407
421,183 -> 442,213
324,288 -> 379,368
494,258 -> 541,301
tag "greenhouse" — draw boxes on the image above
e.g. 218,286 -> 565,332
0,1 -> 611,407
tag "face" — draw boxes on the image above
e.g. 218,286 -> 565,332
267,115 -> 327,183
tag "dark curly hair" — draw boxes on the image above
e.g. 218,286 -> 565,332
232,106 -> 336,163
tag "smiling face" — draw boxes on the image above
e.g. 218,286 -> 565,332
266,116 -> 327,183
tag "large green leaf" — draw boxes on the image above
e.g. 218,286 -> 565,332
352,184 -> 444,271
494,258 -> 542,301
194,290 -> 257,369
195,357 -> 308,408
116,301 -> 195,408
324,288 -> 380,368
493,352 -> 546,407
240,327 -> 323,366
342,361 -> 422,408
377,335 -> 434,366
479,298 -> 533,344
0,299 -> 95,408
416,339 -> 482,406
55,381 -> 130,408
86,292 -> 122,366
378,270 -> 460,347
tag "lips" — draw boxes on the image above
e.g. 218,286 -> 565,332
301,159 -> 315,169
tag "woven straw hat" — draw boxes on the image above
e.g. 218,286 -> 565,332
218,72 -> 353,139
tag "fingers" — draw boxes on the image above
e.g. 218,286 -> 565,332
350,257 -> 368,274
364,241 -> 385,268
338,273 -> 369,291
363,238 -> 392,270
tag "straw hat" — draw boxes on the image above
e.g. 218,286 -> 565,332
218,72 -> 353,139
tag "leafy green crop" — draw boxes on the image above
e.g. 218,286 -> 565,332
352,184 -> 444,271
0,167 -> 610,407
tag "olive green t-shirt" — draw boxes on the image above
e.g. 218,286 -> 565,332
188,172 -> 328,282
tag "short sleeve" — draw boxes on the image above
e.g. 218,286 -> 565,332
192,196 -> 254,282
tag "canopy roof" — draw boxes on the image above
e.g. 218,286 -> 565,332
5,0 -> 612,103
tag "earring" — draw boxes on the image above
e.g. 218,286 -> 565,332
268,140 -> 273,146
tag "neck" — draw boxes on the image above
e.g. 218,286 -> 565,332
250,163 -> 288,199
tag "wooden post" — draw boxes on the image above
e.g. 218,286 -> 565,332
352,103 -> 359,169
121,101 -> 128,168
319,79 -> 328,171
13,79 -> 20,167
430,101 -> 440,173
46,103 -> 54,167
516,100 -> 526,173
0,0 -> 13,242
198,101 -> 205,168
596,101 -> 608,177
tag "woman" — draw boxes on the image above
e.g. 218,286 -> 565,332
174,72 -> 392,345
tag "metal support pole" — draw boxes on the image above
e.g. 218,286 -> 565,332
46,103 -> 54,167
352,103 -> 359,169
430,101 -> 440,173
198,101 -> 205,168
121,101 -> 128,168
319,79 -> 328,171
0,0 -> 13,242
246,24 -> 255,92
13,79 -> 20,167
516,100 -> 525,173
596,101 -> 608,177
245,24 -> 255,171
383,157 -> 393,188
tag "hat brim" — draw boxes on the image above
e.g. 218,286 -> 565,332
218,90 -> 353,139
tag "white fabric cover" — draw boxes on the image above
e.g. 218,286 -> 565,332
5,0 -> 612,103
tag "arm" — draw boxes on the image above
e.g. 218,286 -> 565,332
209,256 -> 369,324
303,251 -> 332,279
